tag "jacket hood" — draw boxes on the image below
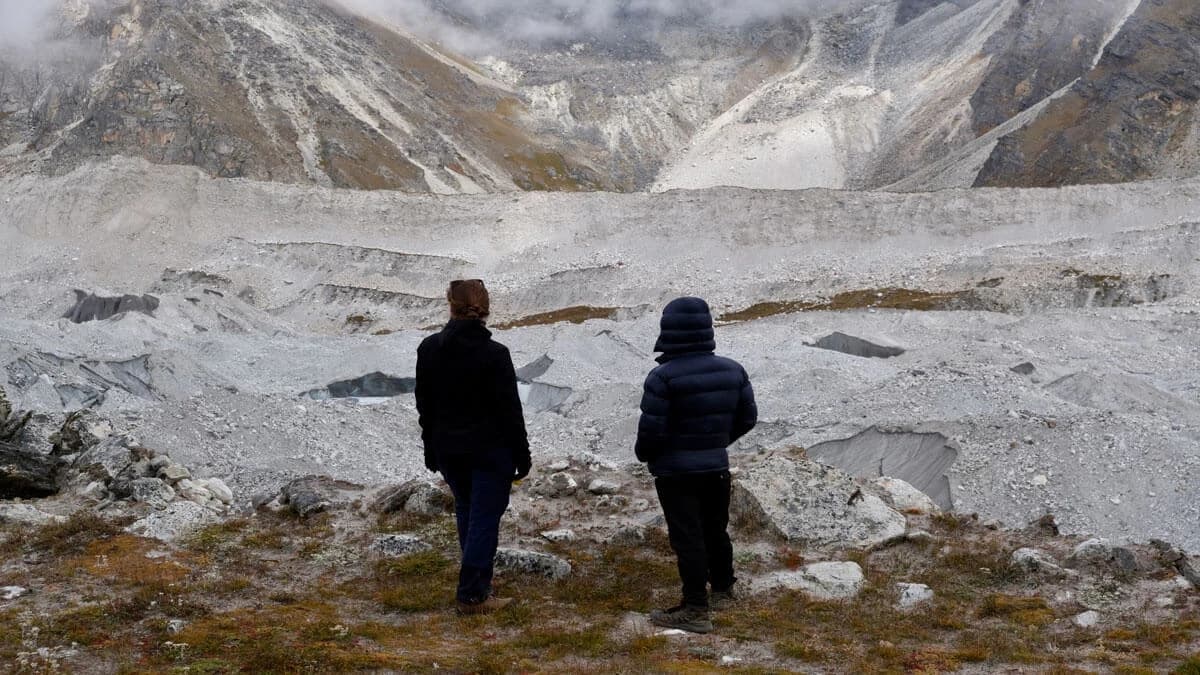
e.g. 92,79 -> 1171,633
654,297 -> 716,360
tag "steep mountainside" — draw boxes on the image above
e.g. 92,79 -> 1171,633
1,0 -> 1196,192
975,0 -> 1200,188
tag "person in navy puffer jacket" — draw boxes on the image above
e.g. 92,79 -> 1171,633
636,296 -> 757,634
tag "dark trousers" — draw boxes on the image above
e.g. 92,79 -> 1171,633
655,470 -> 736,608
439,456 -> 513,604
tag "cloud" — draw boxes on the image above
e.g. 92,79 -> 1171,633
334,0 -> 843,52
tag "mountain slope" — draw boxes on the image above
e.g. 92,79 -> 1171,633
975,0 -> 1200,187
3,0 -> 609,192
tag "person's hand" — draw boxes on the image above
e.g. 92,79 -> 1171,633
513,459 -> 531,482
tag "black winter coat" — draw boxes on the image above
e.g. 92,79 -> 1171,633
415,320 -> 530,473
635,297 -> 757,477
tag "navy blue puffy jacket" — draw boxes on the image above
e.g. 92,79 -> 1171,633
635,297 -> 757,476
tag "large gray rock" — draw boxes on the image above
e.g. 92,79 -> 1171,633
50,410 -> 113,456
127,501 -> 220,542
495,548 -> 572,579
1065,538 -> 1140,576
0,503 -> 67,526
896,582 -> 934,610
731,455 -> 907,550
280,475 -> 364,518
751,561 -> 865,600
370,480 -> 453,516
872,477 -> 939,515
128,478 -> 176,508
0,443 -> 62,499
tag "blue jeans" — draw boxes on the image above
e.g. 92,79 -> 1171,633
439,455 -> 513,604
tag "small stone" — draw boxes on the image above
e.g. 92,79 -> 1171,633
587,479 -> 620,496
1073,610 -> 1101,628
1011,362 -> 1036,375
1153,596 -> 1174,608
906,530 -> 936,544
720,655 -> 742,666
1,586 -> 29,601
540,529 -> 577,543
896,583 -> 934,609
982,519 -> 1003,530
1030,475 -> 1048,487
167,619 -> 187,634
157,462 -> 191,483
369,534 -> 432,558
80,481 -> 108,501
546,460 -> 570,472
530,472 -> 578,498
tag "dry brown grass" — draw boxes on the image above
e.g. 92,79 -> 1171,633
493,305 -> 621,330
719,287 -> 974,322
3,508 -> 1198,673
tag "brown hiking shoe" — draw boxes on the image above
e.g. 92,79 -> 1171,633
710,583 -> 740,611
649,604 -> 713,634
456,595 -> 514,616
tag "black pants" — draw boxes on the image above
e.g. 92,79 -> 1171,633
655,470 -> 736,608
439,455 -> 513,604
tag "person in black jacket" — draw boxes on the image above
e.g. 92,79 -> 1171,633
415,279 -> 531,615
636,296 -> 757,634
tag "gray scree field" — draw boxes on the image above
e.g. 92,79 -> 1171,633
1,157 -> 1198,551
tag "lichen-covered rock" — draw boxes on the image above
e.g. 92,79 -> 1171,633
1012,548 -> 1076,578
731,455 -> 906,550
541,529 -> 577,543
495,548 -> 572,579
127,501 -> 220,542
369,534 -> 432,558
128,478 -> 176,508
751,562 -> 864,600
51,410 -> 113,456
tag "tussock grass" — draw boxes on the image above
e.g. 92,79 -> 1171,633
494,305 -> 621,330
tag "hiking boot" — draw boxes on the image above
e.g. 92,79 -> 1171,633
649,604 -> 713,634
710,583 -> 739,611
456,595 -> 514,616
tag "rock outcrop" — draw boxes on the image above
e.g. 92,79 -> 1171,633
731,454 -> 907,550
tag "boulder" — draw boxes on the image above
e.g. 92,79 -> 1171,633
896,583 -> 934,610
872,477 -> 938,514
1012,548 -> 1067,575
495,548 -> 572,579
370,480 -> 453,516
751,561 -> 865,600
128,478 -> 176,508
369,534 -> 432,558
0,503 -> 66,526
51,410 -> 113,456
0,442 -> 62,499
71,437 -> 138,484
200,478 -> 234,505
1065,538 -> 1140,576
280,476 -> 364,518
175,479 -> 218,508
156,462 -> 192,484
731,455 -> 906,550
127,501 -> 220,542
1,586 -> 29,601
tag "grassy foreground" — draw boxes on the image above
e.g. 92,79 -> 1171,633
0,509 -> 1197,674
